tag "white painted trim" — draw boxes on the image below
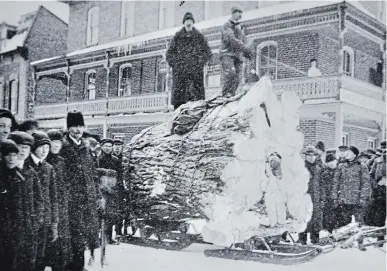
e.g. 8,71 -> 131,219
256,40 -> 278,79
343,123 -> 379,133
36,67 -> 67,78
118,63 -> 133,97
69,60 -> 105,73
120,1 -> 135,38
87,6 -> 99,46
111,50 -> 165,66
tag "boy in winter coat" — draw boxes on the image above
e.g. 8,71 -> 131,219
46,129 -> 72,271
299,146 -> 323,244
29,131 -> 59,271
220,5 -> 254,97
99,138 -> 124,243
332,146 -> 372,228
321,154 -> 338,233
0,139 -> 42,271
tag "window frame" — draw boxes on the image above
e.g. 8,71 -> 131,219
120,1 -> 135,38
367,137 -> 377,149
256,40 -> 278,80
85,69 -> 97,100
342,46 -> 355,77
341,132 -> 349,147
118,63 -> 133,97
87,6 -> 99,46
9,79 -> 18,114
159,1 -> 175,29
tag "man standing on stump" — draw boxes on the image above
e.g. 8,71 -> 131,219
166,12 -> 212,110
220,5 -> 254,97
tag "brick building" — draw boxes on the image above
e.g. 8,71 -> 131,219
31,1 -> 386,150
0,6 -> 68,121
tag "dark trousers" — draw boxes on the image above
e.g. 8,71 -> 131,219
221,55 -> 243,97
322,201 -> 337,233
336,204 -> 360,228
66,245 -> 85,271
298,231 -> 319,245
172,70 -> 205,110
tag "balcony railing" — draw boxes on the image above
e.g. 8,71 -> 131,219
34,92 -> 169,119
34,75 -> 384,120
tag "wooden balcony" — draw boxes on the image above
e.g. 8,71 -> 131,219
34,75 -> 384,120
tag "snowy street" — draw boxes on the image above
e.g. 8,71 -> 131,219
85,243 -> 385,271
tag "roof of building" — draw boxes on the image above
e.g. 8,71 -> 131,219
0,6 -> 67,55
31,0 -> 385,66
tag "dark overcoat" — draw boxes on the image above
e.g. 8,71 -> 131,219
320,166 -> 337,231
367,155 -> 386,226
166,27 -> 212,108
46,153 -> 72,270
28,156 -> 59,266
60,135 -> 100,250
0,162 -> 43,271
305,161 -> 323,233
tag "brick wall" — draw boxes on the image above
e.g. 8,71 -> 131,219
315,120 -> 336,149
317,31 -> 341,75
344,29 -> 383,83
87,124 -> 104,137
298,119 -> 317,148
35,77 -> 66,105
133,1 -> 159,36
343,125 -> 381,150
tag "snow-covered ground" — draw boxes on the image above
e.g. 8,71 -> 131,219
85,243 -> 385,271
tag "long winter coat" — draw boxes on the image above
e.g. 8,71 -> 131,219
98,153 -> 124,218
320,166 -> 337,231
304,160 -> 323,233
60,135 -> 100,250
28,156 -> 59,266
166,27 -> 212,107
332,159 -> 372,207
367,155 -> 386,226
46,153 -> 72,270
0,162 -> 43,271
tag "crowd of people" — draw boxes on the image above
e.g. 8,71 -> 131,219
0,108 -> 128,271
299,141 -> 386,245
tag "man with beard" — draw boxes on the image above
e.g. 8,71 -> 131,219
99,139 -> 124,244
332,146 -> 372,227
28,131 -> 59,271
60,111 -> 101,271
46,129 -> 72,271
166,12 -> 212,109
298,146 -> 323,245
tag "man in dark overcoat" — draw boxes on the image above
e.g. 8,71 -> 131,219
28,131 -> 59,271
46,129 -> 72,271
99,138 -> 124,243
60,111 -> 101,271
332,146 -> 372,227
298,146 -> 323,245
166,12 -> 212,110
0,139 -> 42,271
321,153 -> 338,233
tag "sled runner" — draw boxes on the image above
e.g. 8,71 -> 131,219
204,235 -> 322,265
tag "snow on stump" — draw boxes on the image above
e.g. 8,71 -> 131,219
123,76 -> 312,247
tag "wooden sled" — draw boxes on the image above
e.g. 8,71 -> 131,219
204,235 -> 322,265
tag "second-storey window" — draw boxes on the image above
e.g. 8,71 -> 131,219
121,1 -> 135,37
256,41 -> 278,79
119,64 -> 132,97
342,46 -> 354,77
159,1 -> 175,29
87,6 -> 99,45
85,70 -> 96,100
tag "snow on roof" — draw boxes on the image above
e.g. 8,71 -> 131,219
0,31 -> 28,54
31,55 -> 64,66
67,0 -> 342,58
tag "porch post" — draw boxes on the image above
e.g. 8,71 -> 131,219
335,103 -> 344,147
103,52 -> 111,115
65,59 -> 71,113
338,3 -> 347,75
30,67 -> 38,119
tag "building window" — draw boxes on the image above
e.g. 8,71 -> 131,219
342,46 -> 354,77
367,137 -> 377,149
0,80 -> 4,108
256,41 -> 278,80
85,70 -> 96,100
87,6 -> 99,45
119,64 -> 132,97
156,59 -> 168,92
121,1 -> 135,37
341,133 -> 349,146
205,64 -> 221,88
159,1 -> 175,29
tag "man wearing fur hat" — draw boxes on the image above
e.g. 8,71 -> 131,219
27,130 -> 59,271
60,110 -> 100,271
46,129 -> 72,271
220,5 -> 254,97
298,146 -> 323,244
98,138 -> 124,244
166,12 -> 212,110
0,139 -> 43,270
332,146 -> 372,228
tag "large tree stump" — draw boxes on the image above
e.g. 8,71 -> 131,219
123,77 -> 312,247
